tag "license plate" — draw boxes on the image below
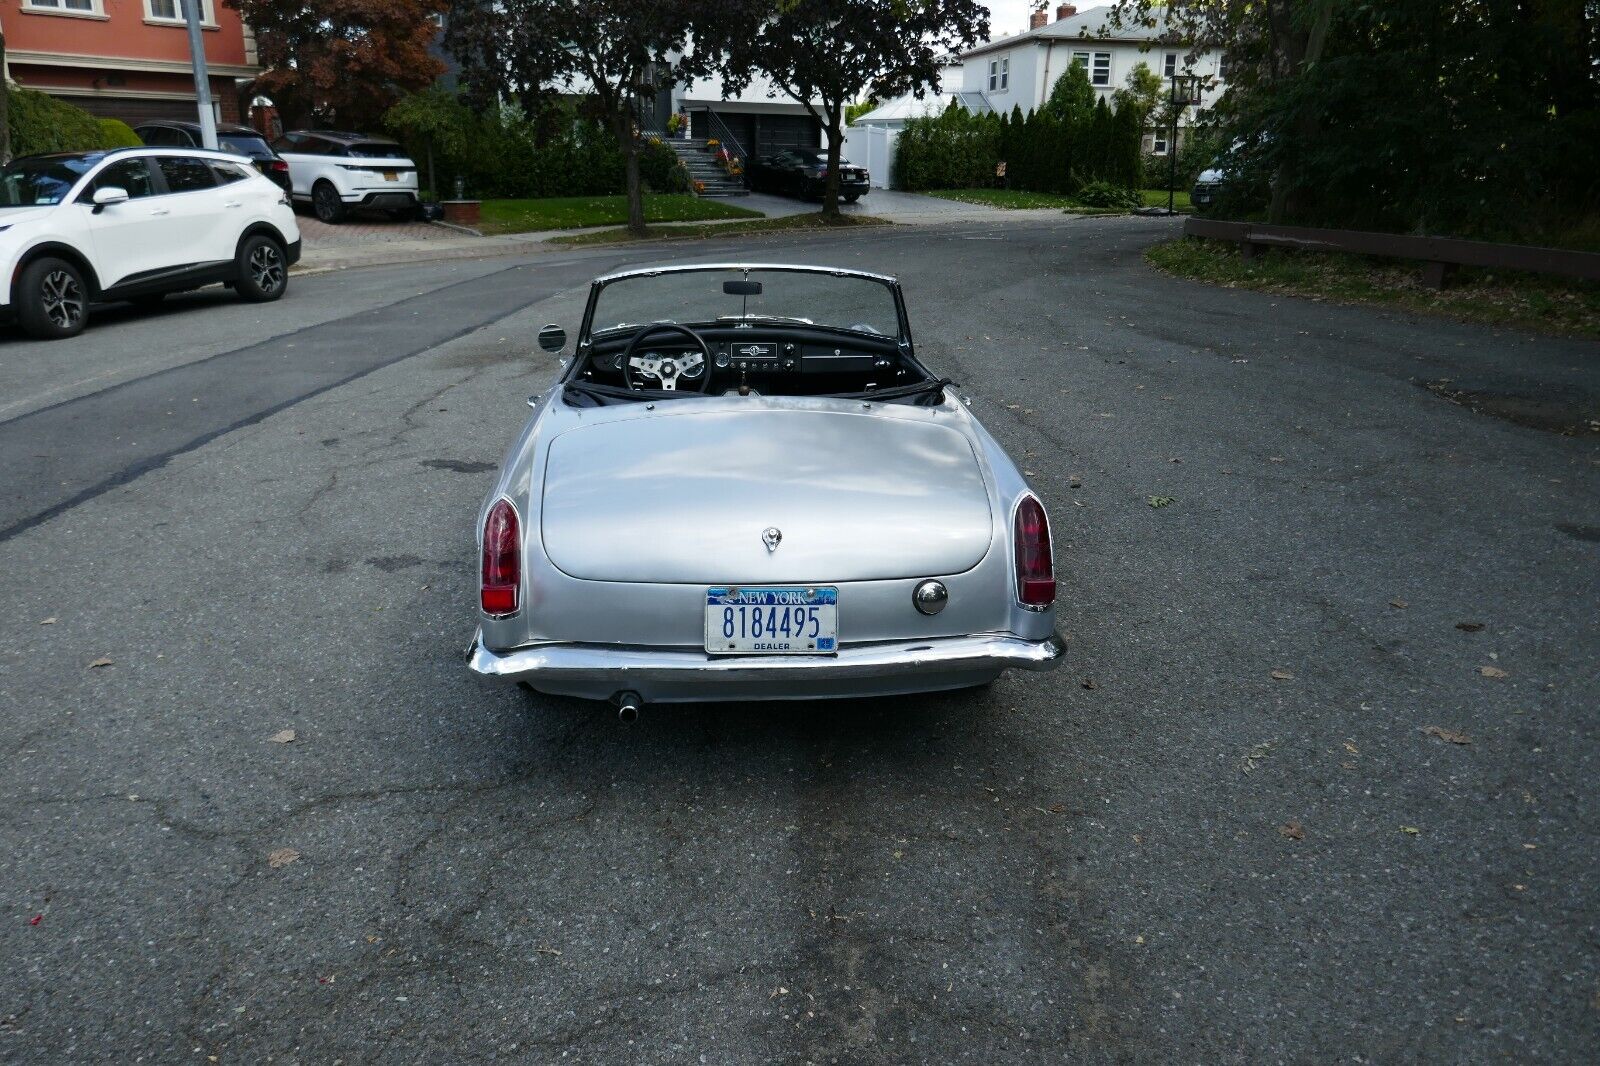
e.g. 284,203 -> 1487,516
382,170 -> 398,181
705,586 -> 837,655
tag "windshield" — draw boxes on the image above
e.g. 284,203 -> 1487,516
589,268 -> 900,339
0,155 -> 97,207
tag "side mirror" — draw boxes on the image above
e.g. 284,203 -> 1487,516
537,324 -> 566,352
91,186 -> 129,213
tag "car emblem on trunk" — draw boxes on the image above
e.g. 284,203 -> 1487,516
763,527 -> 782,552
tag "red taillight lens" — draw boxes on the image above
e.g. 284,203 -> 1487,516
480,499 -> 520,616
1014,495 -> 1055,607
269,159 -> 289,172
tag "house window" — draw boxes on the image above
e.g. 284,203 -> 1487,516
1217,55 -> 1229,80
146,0 -> 210,22
988,57 -> 1009,92
23,0 -> 101,13
1163,53 -> 1178,78
1072,51 -> 1112,86
1152,131 -> 1169,155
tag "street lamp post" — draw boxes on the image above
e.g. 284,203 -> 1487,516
183,0 -> 218,150
1165,74 -> 1201,215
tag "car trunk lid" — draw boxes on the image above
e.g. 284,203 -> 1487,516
541,408 -> 993,584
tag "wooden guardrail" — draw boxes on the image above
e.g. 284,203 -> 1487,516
1183,217 -> 1600,289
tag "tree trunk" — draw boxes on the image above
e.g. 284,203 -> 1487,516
1264,0 -> 1334,224
819,106 -> 842,220
623,129 -> 646,235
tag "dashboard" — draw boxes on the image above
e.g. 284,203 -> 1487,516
580,326 -> 908,394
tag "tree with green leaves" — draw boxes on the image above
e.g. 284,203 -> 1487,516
1109,0 -> 1598,236
1112,61 -> 1164,127
713,0 -> 989,217
1042,59 -> 1096,130
441,0 -> 723,235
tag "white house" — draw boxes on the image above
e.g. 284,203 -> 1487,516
958,4 -> 1226,156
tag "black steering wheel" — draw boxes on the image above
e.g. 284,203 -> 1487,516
620,322 -> 713,393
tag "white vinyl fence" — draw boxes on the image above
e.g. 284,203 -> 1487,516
842,125 -> 898,190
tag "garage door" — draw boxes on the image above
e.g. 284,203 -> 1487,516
756,114 -> 821,154
59,95 -> 212,125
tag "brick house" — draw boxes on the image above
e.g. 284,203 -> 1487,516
2,0 -> 260,124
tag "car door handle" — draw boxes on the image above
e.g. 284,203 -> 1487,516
224,201 -> 242,208
149,207 -> 171,216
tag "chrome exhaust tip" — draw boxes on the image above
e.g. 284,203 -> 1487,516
615,691 -> 642,724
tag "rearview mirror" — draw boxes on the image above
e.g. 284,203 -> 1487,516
92,186 -> 129,210
537,324 -> 566,352
723,280 -> 762,296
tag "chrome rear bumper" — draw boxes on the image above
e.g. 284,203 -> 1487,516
467,630 -> 1064,703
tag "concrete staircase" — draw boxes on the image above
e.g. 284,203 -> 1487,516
663,138 -> 749,198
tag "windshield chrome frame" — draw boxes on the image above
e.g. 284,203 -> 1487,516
571,263 -> 914,376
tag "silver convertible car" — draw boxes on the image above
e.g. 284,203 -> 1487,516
466,264 -> 1063,715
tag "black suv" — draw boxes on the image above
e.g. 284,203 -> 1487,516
132,120 -> 291,192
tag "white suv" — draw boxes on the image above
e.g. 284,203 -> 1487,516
0,147 -> 300,340
271,130 -> 421,224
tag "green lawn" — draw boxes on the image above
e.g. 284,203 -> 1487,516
925,188 -> 1192,212
476,195 -> 762,235
1146,236 -> 1600,339
1140,188 -> 1194,211
925,188 -> 1080,210
550,212 -> 892,247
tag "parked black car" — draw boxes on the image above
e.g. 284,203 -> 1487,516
745,148 -> 869,202
132,120 -> 291,192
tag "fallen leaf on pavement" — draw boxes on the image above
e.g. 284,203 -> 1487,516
1048,803 -> 1067,814
1455,622 -> 1485,632
39,617 -> 56,626
87,658 -> 113,669
1479,665 -> 1508,679
267,848 -> 300,869
1279,821 -> 1305,840
29,914 -> 43,926
536,946 -> 562,956
1270,669 -> 1293,681
1400,826 -> 1421,836
1147,495 -> 1176,508
1241,739 -> 1276,773
268,729 -> 297,744
1389,599 -> 1409,609
1080,678 -> 1097,690
1423,725 -> 1472,745
1343,742 -> 1360,755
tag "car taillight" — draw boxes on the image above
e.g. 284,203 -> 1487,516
269,159 -> 289,172
1014,495 -> 1055,608
480,499 -> 521,616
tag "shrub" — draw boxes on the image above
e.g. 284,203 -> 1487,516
638,138 -> 689,193
97,118 -> 144,149
1074,180 -> 1141,209
7,87 -> 106,155
895,95 -> 1142,194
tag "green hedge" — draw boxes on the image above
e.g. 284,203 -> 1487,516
895,97 -> 1145,194
8,87 -> 106,155
97,118 -> 144,149
385,94 -> 688,200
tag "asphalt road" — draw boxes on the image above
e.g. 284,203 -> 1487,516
2,217 -> 1596,1063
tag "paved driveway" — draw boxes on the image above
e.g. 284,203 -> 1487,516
740,187 -> 1064,225
2,217 -> 1596,1061
295,213 -> 464,245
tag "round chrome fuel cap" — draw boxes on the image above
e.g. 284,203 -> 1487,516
912,580 -> 949,615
